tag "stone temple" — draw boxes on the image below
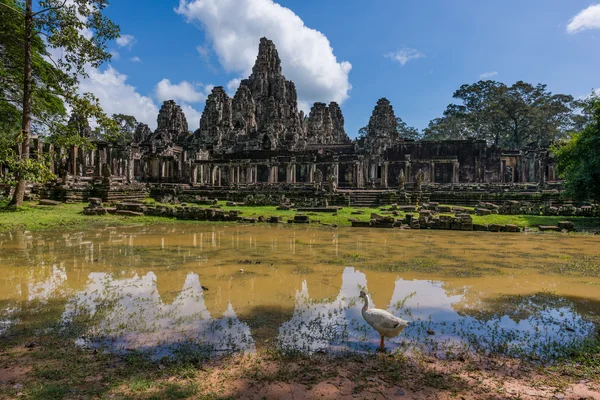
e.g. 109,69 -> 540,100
11,38 -> 561,206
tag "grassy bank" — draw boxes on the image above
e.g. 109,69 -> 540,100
1,200 -> 600,233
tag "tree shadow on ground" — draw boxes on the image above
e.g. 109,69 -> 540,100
0,296 -> 598,399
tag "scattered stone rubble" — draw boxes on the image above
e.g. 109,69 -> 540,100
82,198 -> 582,233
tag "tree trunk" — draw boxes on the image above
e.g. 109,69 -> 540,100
9,0 -> 33,208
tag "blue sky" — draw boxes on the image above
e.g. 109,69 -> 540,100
85,0 -> 600,137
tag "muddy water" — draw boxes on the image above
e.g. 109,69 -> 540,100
1,224 -> 599,359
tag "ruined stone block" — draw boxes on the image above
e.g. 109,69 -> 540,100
455,213 -> 473,222
558,221 -> 574,231
400,206 -> 416,212
488,224 -> 503,232
39,199 -> 61,206
88,197 -> 102,206
116,210 -> 144,217
293,215 -> 310,223
505,224 -> 520,232
116,202 -> 147,213
473,224 -> 489,231
538,225 -> 560,232
351,221 -> 371,227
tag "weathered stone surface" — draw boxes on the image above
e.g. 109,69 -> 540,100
306,102 -> 350,145
231,85 -> 256,137
133,123 -> 152,144
558,221 -> 574,231
116,210 -> 144,217
196,87 -> 233,149
239,37 -> 304,150
157,100 -> 189,135
306,102 -> 333,144
293,214 -> 310,223
145,100 -> 190,149
329,102 -> 350,144
39,199 -> 61,206
505,224 -> 520,232
88,197 -> 102,206
364,98 -> 399,154
539,225 -> 560,232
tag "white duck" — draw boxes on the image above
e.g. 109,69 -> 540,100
359,290 -> 408,351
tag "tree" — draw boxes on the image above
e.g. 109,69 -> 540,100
0,0 -> 119,207
110,113 -> 137,145
395,117 -> 420,140
552,96 -> 600,202
423,80 -> 577,149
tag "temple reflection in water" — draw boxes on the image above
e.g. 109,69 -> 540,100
1,225 -> 599,359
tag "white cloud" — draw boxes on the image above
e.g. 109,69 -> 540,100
109,50 -> 120,60
130,56 -> 142,63
567,4 -> 600,34
180,104 -> 203,129
384,48 -> 425,66
175,0 -> 352,111
78,66 -> 159,129
196,44 -> 211,59
226,78 -> 241,96
116,34 -> 137,48
155,79 -> 207,103
479,71 -> 498,79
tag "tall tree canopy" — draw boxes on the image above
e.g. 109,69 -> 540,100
553,96 -> 600,202
0,0 -> 120,207
422,80 -> 579,149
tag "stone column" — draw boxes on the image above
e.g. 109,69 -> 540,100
158,159 -> 164,182
269,165 -> 277,183
48,144 -> 55,175
71,145 -> 78,176
78,147 -> 86,176
382,162 -> 388,187
286,163 -> 293,183
452,161 -> 460,183
334,161 -> 340,187
430,161 -> 435,183
309,164 -> 315,183
192,165 -> 198,185
229,166 -> 235,185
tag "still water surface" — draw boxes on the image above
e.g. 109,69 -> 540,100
1,224 -> 599,359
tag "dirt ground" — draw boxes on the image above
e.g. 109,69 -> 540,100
2,343 -> 600,399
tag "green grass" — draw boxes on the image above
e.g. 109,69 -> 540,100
0,202 -> 167,232
1,200 -> 599,233
471,213 -> 600,230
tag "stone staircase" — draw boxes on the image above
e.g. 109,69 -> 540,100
347,191 -> 381,207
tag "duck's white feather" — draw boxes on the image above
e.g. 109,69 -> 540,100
361,295 -> 408,338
